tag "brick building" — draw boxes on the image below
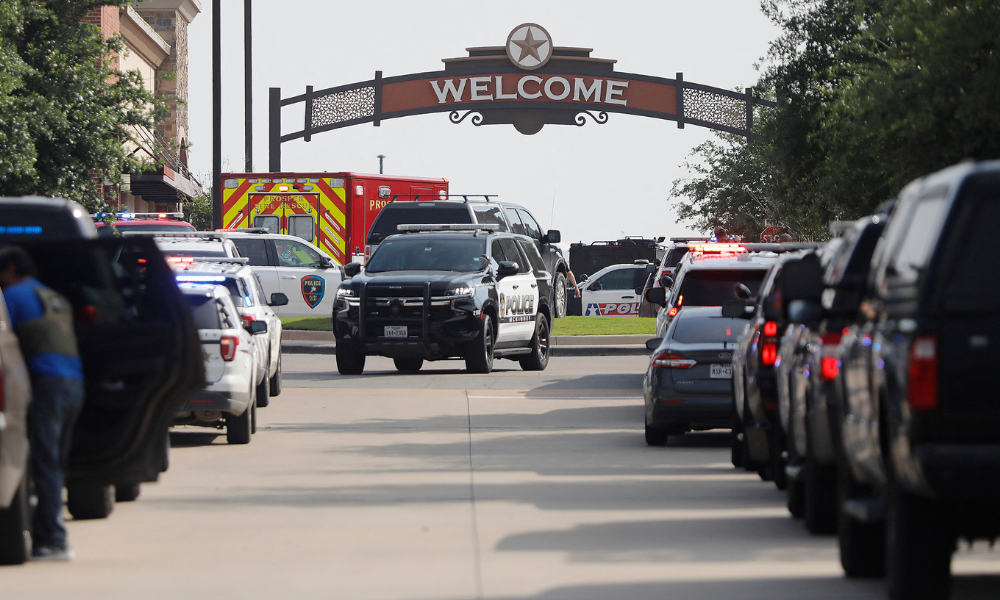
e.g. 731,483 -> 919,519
85,1 -> 203,212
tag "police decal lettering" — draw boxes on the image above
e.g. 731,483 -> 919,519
301,275 -> 325,309
501,293 -> 536,323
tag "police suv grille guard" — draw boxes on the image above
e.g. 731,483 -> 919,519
358,282 -> 432,345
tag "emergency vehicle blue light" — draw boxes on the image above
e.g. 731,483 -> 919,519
120,212 -> 133,220
176,275 -> 228,283
0,226 -> 42,235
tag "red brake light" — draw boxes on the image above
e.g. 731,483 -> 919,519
651,353 -> 697,369
821,330 -> 843,345
158,213 -> 167,219
762,343 -> 777,366
763,321 -> 778,337
677,295 -> 684,307
907,335 -> 938,411
667,307 -> 679,318
75,305 -> 99,324
821,356 -> 840,381
220,336 -> 239,361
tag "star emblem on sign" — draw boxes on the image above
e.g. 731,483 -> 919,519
506,23 -> 552,71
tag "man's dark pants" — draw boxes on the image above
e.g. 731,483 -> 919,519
29,376 -> 85,550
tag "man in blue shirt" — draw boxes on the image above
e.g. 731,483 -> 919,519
0,246 -> 84,561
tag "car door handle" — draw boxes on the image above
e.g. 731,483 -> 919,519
621,295 -> 635,299
512,285 -> 519,289
280,276 -> 296,280
530,284 -> 537,288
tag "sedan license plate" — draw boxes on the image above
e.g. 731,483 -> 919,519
710,364 -> 733,379
384,325 -> 408,338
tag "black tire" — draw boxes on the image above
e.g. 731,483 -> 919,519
255,366 -> 270,408
465,314 -> 495,374
336,336 -> 366,375
269,350 -> 282,397
519,314 -> 551,371
250,399 -> 257,435
804,456 -> 838,534
886,487 -> 953,600
66,482 -> 114,520
772,430 -> 788,491
393,358 -> 424,372
115,483 -> 141,502
731,426 -> 744,467
226,387 -> 253,445
644,422 -> 669,446
0,472 -> 32,565
553,272 -> 568,319
787,477 -> 805,518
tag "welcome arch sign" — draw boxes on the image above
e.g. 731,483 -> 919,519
268,23 -> 776,170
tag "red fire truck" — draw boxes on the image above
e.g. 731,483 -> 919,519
220,172 -> 449,264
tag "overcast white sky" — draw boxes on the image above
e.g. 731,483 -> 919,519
187,1 -> 779,246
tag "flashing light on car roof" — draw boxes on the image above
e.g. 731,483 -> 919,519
688,243 -> 746,253
120,211 -> 133,220
167,256 -> 194,265
176,274 -> 228,283
396,224 -> 496,233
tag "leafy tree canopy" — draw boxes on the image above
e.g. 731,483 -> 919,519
0,1 -> 164,211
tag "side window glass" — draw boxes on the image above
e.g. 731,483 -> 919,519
473,206 -> 509,232
253,215 -> 279,234
231,238 -> 271,266
500,238 -> 529,273
516,209 -> 542,241
288,215 -> 315,242
275,240 -> 322,268
491,239 -> 507,265
504,207 -> 526,236
596,268 -> 634,290
252,274 -> 269,305
238,277 -> 257,307
887,196 -> 948,286
516,239 -> 546,274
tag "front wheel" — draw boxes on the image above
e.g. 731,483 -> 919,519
465,315 -> 495,374
553,272 -> 568,318
393,358 -> 423,372
114,483 -> 141,503
519,314 -> 550,371
66,482 -> 115,520
336,336 -> 366,375
886,487 -> 953,600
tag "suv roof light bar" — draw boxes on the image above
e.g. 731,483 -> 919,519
147,232 -> 226,241
389,194 -> 497,204
214,227 -> 270,234
396,224 -> 497,233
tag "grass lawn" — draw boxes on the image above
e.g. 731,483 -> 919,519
281,315 -> 656,336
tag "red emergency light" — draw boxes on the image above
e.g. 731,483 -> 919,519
688,243 -> 747,254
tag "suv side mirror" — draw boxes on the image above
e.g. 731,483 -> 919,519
644,287 -> 667,306
722,300 -> 753,319
645,337 -> 663,351
344,262 -> 362,277
734,283 -> 753,300
269,292 -> 289,307
544,230 -> 561,244
497,261 -> 519,279
645,263 -> 657,275
247,320 -> 268,335
659,274 -> 674,289
787,299 -> 824,323
319,255 -> 333,268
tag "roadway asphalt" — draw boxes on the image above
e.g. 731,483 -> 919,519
3,353 -> 998,599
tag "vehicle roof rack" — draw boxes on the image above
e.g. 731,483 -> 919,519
669,237 -> 711,243
215,227 -> 270,234
146,232 -> 226,242
396,223 -> 497,234
389,194 -> 497,204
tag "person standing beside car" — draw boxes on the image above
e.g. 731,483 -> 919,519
0,246 -> 84,561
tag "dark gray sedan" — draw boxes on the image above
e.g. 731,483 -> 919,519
643,306 -> 743,445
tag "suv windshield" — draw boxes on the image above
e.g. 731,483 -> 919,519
367,206 -> 472,244
676,269 -> 767,306
367,237 -> 487,273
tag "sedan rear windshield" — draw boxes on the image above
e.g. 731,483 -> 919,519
367,237 -> 487,273
676,269 -> 767,306
367,207 -> 472,244
671,314 -> 742,344
184,295 -> 222,330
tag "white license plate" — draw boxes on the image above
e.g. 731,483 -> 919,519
710,364 -> 733,379
384,325 -> 408,338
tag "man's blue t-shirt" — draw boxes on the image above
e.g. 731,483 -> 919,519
3,278 -> 84,380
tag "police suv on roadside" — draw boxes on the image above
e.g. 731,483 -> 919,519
333,224 -> 553,374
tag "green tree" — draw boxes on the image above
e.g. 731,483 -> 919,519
0,1 -> 164,210
183,193 -> 213,231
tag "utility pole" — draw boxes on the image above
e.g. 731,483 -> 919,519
377,154 -> 385,175
244,0 -> 252,172
212,0 -> 221,229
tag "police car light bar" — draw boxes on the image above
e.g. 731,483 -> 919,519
396,224 -> 496,233
175,275 -> 228,283
130,212 -> 185,221
688,243 -> 747,253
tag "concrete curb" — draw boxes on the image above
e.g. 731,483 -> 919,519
280,341 -> 650,357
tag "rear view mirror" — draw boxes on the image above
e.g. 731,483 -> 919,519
659,275 -> 674,289
722,300 -> 752,319
645,338 -> 663,351
645,263 -> 657,275
344,262 -> 362,277
734,283 -> 753,300
247,320 -> 268,335
644,287 -> 667,306
545,230 -> 561,244
269,292 -> 289,307
787,299 -> 824,323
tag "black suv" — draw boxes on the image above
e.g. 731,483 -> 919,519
334,225 -> 553,375
836,161 -> 1000,599
365,198 -> 570,317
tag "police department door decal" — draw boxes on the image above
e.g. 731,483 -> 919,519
302,275 -> 325,309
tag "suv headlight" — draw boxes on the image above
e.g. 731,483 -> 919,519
445,285 -> 474,297
336,287 -> 357,298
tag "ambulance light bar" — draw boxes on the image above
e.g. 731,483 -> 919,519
396,224 -> 496,233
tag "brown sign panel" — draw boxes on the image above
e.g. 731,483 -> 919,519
382,73 -> 677,118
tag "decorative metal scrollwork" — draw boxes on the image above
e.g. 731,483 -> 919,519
574,111 -> 609,126
682,88 -> 746,131
449,111 -> 484,126
311,86 -> 376,128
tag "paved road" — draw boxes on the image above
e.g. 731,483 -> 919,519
4,354 -> 998,599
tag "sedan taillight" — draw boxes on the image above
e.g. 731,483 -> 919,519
908,335 -> 937,411
651,352 -> 696,369
220,336 -> 239,361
